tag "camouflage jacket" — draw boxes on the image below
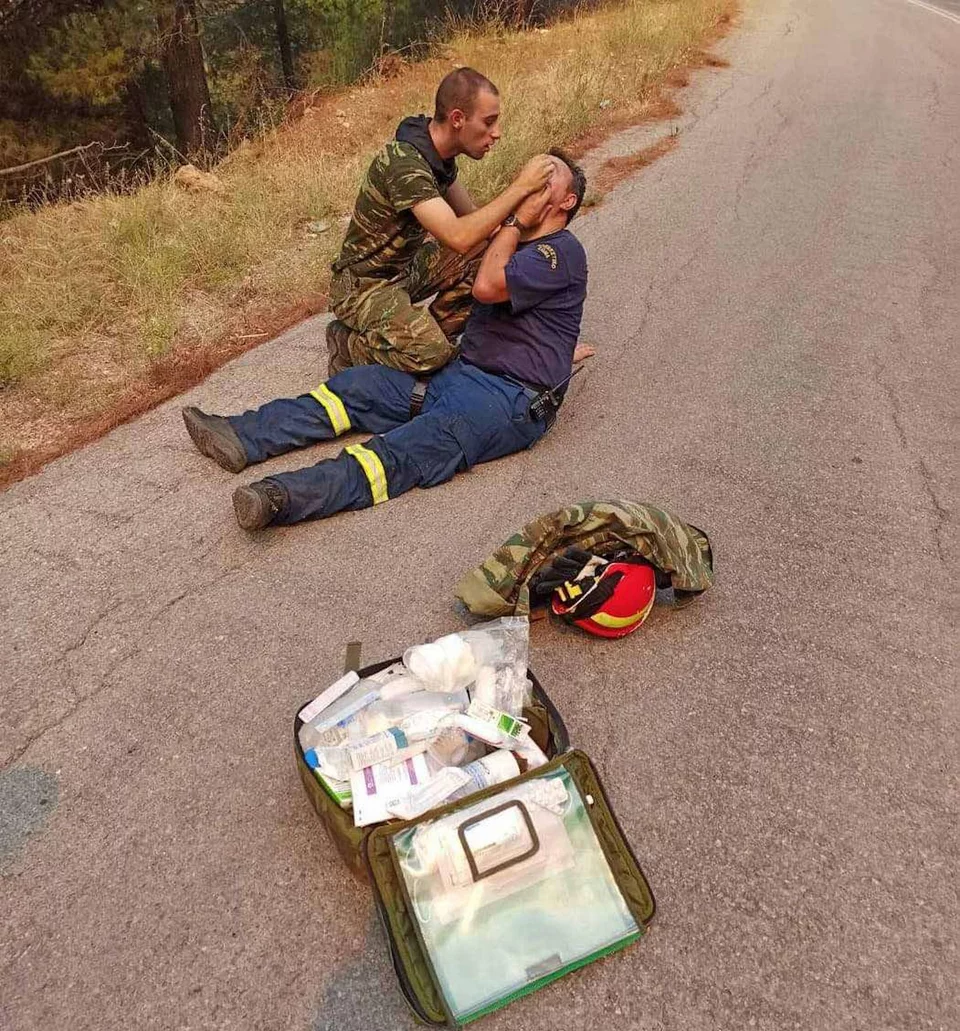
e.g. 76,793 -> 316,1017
455,500 -> 715,617
333,115 -> 457,280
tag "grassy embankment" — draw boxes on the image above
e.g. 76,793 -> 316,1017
0,0 -> 735,486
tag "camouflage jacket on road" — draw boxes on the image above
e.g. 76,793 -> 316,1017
333,116 -> 457,280
455,500 -> 715,617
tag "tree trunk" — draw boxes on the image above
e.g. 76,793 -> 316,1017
156,0 -> 215,163
122,76 -> 153,153
273,0 -> 297,91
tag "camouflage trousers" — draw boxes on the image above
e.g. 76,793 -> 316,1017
328,241 -> 482,375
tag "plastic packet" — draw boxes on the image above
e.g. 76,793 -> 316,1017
403,634 -> 478,692
455,701 -> 528,749
402,618 -> 530,711
350,752 -> 432,827
460,617 -> 530,715
427,726 -> 486,768
513,731 -> 549,771
366,662 -> 407,684
357,688 -> 468,737
303,744 -> 352,783
386,767 -> 473,820
302,678 -> 382,737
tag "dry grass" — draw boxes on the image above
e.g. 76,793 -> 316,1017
0,0 -> 737,485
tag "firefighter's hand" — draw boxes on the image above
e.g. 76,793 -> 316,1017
516,184 -> 553,228
573,343 -> 596,363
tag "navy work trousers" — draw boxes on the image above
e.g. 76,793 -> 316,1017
227,359 -> 550,525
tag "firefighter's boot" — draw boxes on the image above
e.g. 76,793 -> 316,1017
182,407 -> 248,473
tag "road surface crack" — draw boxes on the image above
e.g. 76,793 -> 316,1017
869,354 -> 948,565
4,565 -> 247,768
62,599 -> 126,659
918,459 -> 949,566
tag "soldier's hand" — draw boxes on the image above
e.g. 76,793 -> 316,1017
515,184 -> 552,228
514,154 -> 554,194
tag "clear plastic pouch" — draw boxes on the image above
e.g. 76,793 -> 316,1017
402,618 -> 531,715
462,617 -> 530,715
391,767 -> 640,1022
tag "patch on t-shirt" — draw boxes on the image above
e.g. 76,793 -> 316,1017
536,243 -> 558,269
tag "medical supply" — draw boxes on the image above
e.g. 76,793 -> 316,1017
298,672 -> 368,752
350,753 -> 432,827
454,749 -> 520,796
346,727 -> 409,771
390,768 -> 640,1020
383,740 -> 430,768
358,688 -> 468,737
403,633 -> 477,692
472,665 -> 498,706
513,731 -> 549,771
452,714 -> 508,748
303,744 -> 351,783
294,626 -> 658,1026
462,700 -> 528,745
299,713 -> 355,753
461,616 -> 531,714
297,670 -> 360,725
514,738 -> 549,771
303,678 -> 382,737
427,726 -> 485,768
311,768 -> 352,809
386,767 -> 473,821
378,675 -> 426,700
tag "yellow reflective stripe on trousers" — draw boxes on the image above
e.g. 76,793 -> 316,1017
309,383 -> 351,435
345,444 -> 388,505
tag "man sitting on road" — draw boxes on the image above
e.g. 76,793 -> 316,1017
182,151 -> 588,531
325,65 -> 555,375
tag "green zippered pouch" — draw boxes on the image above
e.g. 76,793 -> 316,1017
363,749 -> 655,1026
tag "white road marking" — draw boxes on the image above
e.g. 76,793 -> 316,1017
905,0 -> 960,25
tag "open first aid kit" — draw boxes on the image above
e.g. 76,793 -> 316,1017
294,618 -> 655,1025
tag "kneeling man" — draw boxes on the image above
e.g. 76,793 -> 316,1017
182,151 -> 587,530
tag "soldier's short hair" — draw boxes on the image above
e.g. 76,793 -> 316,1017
549,149 -> 587,222
434,68 -> 499,122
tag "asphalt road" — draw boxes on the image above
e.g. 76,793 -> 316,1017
2,0 -> 957,1028
909,0 -> 960,22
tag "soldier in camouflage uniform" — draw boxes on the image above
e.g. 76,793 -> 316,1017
455,501 -> 715,616
326,66 -> 555,375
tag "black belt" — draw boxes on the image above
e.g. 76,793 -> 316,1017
409,378 -> 429,418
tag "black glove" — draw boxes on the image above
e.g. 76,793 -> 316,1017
530,547 -> 627,621
530,547 -> 599,600
556,569 -> 624,620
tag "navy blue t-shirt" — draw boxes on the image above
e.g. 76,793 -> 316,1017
460,228 -> 588,390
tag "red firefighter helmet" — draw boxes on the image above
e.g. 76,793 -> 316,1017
551,560 -> 657,639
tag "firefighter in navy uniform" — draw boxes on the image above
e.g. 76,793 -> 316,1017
181,152 -> 587,530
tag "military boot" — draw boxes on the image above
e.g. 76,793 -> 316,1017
325,320 -> 354,375
232,480 -> 287,530
182,407 -> 248,473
